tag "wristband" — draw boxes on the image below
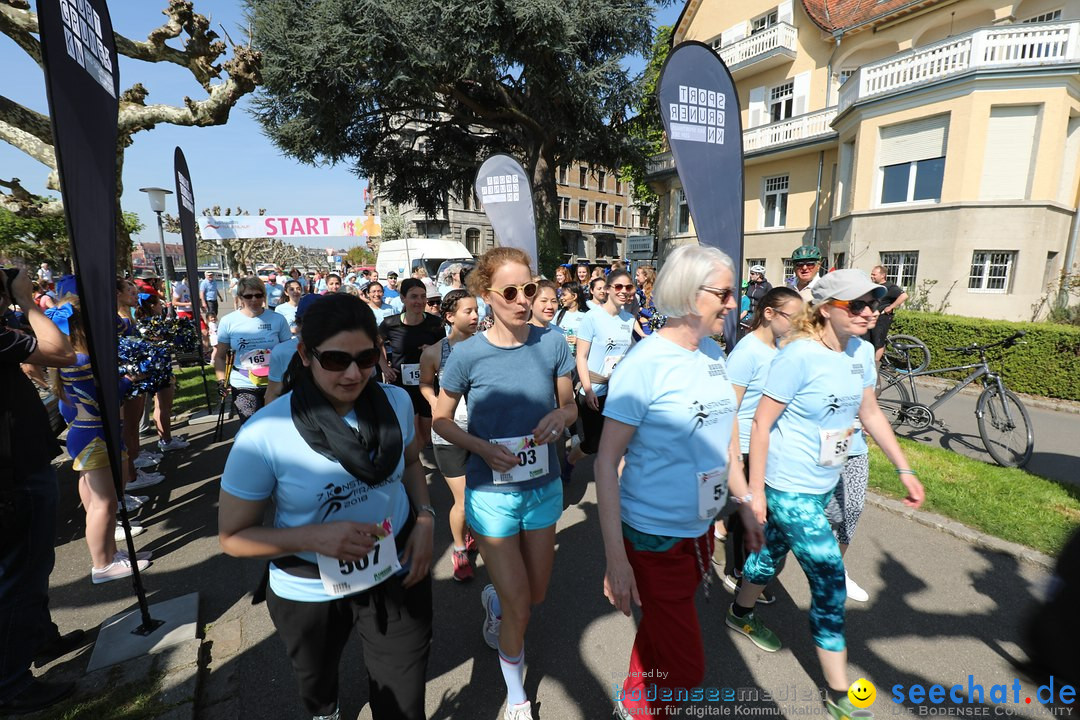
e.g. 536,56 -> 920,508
415,504 -> 436,519
896,468 -> 917,475
732,493 -> 753,505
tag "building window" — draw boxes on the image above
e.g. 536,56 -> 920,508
615,177 -> 622,195
880,157 -> 945,204
783,258 -> 795,281
558,166 -> 568,185
746,258 -> 766,275
561,197 -> 570,219
1023,9 -> 1062,22
595,202 -> 608,224
837,69 -> 854,86
578,199 -> 587,222
461,190 -> 471,211
969,251 -> 1016,293
880,251 -> 919,287
769,81 -> 794,123
763,175 -> 789,228
676,189 -> 690,234
751,9 -> 778,34
579,167 -> 588,188
598,170 -> 606,192
465,228 -> 481,256
614,205 -> 622,226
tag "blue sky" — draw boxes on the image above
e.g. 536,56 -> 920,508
1,0 -> 681,249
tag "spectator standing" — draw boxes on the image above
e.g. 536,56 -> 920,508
867,265 -> 908,364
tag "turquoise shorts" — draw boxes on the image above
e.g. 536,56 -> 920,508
465,481 -> 563,538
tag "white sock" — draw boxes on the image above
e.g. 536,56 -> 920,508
498,644 -> 526,706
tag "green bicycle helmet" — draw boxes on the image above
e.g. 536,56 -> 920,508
791,244 -> 822,262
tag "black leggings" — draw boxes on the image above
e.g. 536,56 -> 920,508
230,386 -> 266,423
724,455 -> 786,581
265,574 -> 432,719
577,392 -> 608,455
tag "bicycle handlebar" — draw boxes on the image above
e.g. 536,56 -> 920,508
944,331 -> 1026,355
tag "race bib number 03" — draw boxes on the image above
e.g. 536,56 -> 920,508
490,435 -> 550,485
818,427 -> 854,468
401,363 -> 421,386
698,466 -> 728,520
316,517 -> 401,597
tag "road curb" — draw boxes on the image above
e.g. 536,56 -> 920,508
865,491 -> 1055,571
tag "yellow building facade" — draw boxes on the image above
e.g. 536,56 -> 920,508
647,0 -> 1080,320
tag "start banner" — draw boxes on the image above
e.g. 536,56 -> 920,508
198,214 -> 381,240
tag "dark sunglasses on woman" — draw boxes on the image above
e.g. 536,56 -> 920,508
309,347 -> 381,372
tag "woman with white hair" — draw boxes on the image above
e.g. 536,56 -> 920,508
596,244 -> 764,719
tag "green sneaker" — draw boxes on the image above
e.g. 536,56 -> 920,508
825,695 -> 858,720
725,604 -> 781,653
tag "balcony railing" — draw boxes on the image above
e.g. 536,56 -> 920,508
560,218 -> 580,231
719,22 -> 798,72
839,21 -> 1080,113
744,106 -> 838,152
646,152 -> 676,176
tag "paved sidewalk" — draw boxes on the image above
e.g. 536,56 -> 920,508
20,413 -> 1075,720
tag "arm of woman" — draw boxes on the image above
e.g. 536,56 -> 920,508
399,435 -> 434,587
859,386 -> 924,508
748,396 -> 787,525
213,342 -> 229,381
417,343 -> 439,412
532,374 -> 577,444
595,418 -> 639,616
726,416 -> 764,554
432,388 -> 518,472
575,337 -> 597,409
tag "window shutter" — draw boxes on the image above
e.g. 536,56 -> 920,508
878,115 -> 950,167
1059,116 -> 1080,206
979,105 -> 1040,201
723,21 -> 746,47
792,71 -> 810,117
749,86 -> 766,128
778,0 -> 794,25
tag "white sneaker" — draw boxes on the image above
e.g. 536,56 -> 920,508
845,571 -> 869,602
503,701 -> 531,720
92,556 -> 150,584
481,584 -> 501,650
115,548 -> 153,562
121,495 -> 148,512
133,452 -> 160,469
126,470 -> 164,491
157,436 -> 189,452
115,522 -> 145,541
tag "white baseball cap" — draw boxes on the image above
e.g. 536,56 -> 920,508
810,269 -> 886,303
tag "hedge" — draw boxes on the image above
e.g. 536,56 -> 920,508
888,312 -> 1080,401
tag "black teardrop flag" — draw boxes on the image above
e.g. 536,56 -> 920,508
174,147 -> 201,333
475,154 -> 538,274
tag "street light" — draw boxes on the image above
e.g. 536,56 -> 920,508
139,187 -> 174,303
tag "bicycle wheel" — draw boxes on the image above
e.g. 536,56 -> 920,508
875,372 -> 911,428
977,386 -> 1034,468
883,334 -> 930,373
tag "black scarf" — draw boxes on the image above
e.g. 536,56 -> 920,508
290,371 -> 403,488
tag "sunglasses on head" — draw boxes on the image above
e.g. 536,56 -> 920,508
830,298 -> 875,314
699,285 -> 736,303
487,282 -> 538,302
309,347 -> 381,372
241,293 -> 265,300
609,282 -> 635,292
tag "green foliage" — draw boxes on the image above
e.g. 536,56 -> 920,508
0,209 -> 143,273
248,0 -> 658,270
890,311 -> 1080,400
868,438 -> 1079,556
622,24 -> 672,230
346,246 -> 376,266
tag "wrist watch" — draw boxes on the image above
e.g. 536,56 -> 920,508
416,504 -> 436,519
733,493 -> 753,505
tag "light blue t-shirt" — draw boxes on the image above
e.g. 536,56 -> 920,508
604,334 -> 737,537
726,332 -> 778,455
439,325 -> 575,493
221,384 -> 415,602
216,310 -> 292,389
577,307 -> 634,397
199,279 -> 218,302
762,337 -> 875,493
268,336 -> 298,384
369,303 -> 397,321
847,339 -> 876,457
275,301 -> 298,332
555,309 -> 586,345
265,282 -> 285,308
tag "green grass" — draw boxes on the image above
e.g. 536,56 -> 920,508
173,364 -> 216,416
44,667 -> 171,720
868,437 -> 1080,556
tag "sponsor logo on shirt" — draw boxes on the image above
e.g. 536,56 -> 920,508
851,363 -> 864,376
317,479 -> 371,522
689,398 -> 734,433
708,362 -> 727,379
824,393 -> 861,418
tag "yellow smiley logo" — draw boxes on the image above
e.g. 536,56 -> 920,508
848,678 -> 876,708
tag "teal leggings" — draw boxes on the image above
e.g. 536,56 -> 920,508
742,486 -> 846,652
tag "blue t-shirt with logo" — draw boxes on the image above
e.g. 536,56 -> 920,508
439,325 -> 574,493
726,332 -> 778,455
216,310 -> 292,389
762,337 -> 875,494
268,336 -> 298,384
577,307 -> 634,397
604,334 -> 737,537
221,384 -> 415,602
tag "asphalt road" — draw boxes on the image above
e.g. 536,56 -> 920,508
33,410 -> 1075,720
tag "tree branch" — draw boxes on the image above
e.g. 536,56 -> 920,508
113,0 -> 227,90
0,178 -> 64,217
0,2 -> 41,68
0,117 -> 55,170
0,94 -> 51,145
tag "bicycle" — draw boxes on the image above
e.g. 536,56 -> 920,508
881,333 -> 931,374
876,331 -> 1034,468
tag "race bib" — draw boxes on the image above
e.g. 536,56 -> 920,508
401,363 -> 421,386
316,517 -> 401,597
237,347 -> 270,370
601,353 -> 625,376
490,435 -> 550,485
698,466 -> 728,520
818,427 -> 854,467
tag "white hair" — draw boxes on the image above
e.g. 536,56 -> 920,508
653,244 -> 735,319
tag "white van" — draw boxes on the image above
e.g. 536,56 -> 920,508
376,238 -> 474,280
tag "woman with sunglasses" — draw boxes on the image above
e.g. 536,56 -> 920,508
596,245 -> 763,719
219,293 -> 433,720
717,286 -> 802,603
214,276 -> 291,424
527,280 -> 560,330
728,270 -> 924,720
419,289 -> 480,582
567,270 -> 636,471
433,248 -> 575,720
379,278 -> 446,449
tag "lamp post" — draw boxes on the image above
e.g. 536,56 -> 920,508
139,187 -> 174,303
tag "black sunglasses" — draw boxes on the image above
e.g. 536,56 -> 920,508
794,261 -> 819,269
830,298 -> 875,315
487,282 -> 538,302
699,285 -> 736,303
240,293 -> 265,300
309,347 -> 381,372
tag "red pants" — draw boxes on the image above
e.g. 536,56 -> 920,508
620,532 -> 713,717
